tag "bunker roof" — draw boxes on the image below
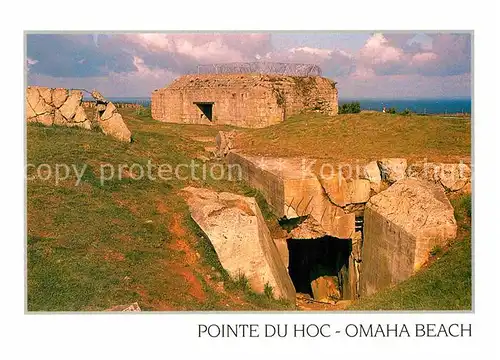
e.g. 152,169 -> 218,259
156,73 -> 334,91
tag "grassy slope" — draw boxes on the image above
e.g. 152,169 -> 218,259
349,194 -> 472,311
235,112 -> 471,164
27,109 -> 472,311
27,110 -> 291,311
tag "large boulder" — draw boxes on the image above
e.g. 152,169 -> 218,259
377,158 -> 407,184
98,102 -> 132,142
73,106 -> 86,122
360,178 -> 457,296
182,187 -> 296,302
59,89 -> 83,120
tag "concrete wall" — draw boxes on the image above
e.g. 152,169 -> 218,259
227,152 -> 355,239
360,179 -> 458,297
228,153 -> 466,299
360,207 -> 416,296
152,74 -> 338,128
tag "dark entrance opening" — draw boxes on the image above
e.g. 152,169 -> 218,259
194,102 -> 214,121
287,236 -> 351,298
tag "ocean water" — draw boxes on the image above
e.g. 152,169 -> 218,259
340,98 -> 471,115
86,97 -> 472,115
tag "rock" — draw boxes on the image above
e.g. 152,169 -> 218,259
106,302 -> 141,312
99,112 -> 132,142
406,162 -> 442,182
360,178 -> 457,296
182,186 -> 296,302
91,89 -> 109,104
377,158 -> 407,183
73,105 -> 88,123
347,179 -> 371,204
289,216 -> 327,239
65,120 -> 91,130
96,103 -> 107,112
361,161 -> 382,193
37,113 -> 54,126
101,101 -> 117,120
318,173 -> 348,207
311,276 -> 340,303
439,163 -> 471,191
59,89 -> 83,120
52,88 -> 68,108
53,109 -> 66,126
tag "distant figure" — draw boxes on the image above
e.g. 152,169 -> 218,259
382,106 -> 386,113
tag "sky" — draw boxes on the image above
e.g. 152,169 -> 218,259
26,32 -> 471,99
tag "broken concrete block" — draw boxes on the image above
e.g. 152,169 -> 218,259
182,186 -> 296,302
360,178 -> 457,296
59,89 -> 83,120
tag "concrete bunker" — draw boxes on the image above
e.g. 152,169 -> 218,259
151,62 -> 339,129
227,152 -> 468,302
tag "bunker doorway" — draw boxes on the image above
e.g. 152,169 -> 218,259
287,236 -> 352,299
194,102 -> 214,121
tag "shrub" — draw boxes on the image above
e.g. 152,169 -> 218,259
399,108 -> 413,116
264,283 -> 274,299
339,101 -> 361,114
386,107 -> 397,114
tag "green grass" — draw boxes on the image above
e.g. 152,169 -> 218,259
235,112 -> 471,164
349,193 -> 472,311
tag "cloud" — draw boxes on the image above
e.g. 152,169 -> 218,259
354,33 -> 471,77
26,32 -> 471,98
